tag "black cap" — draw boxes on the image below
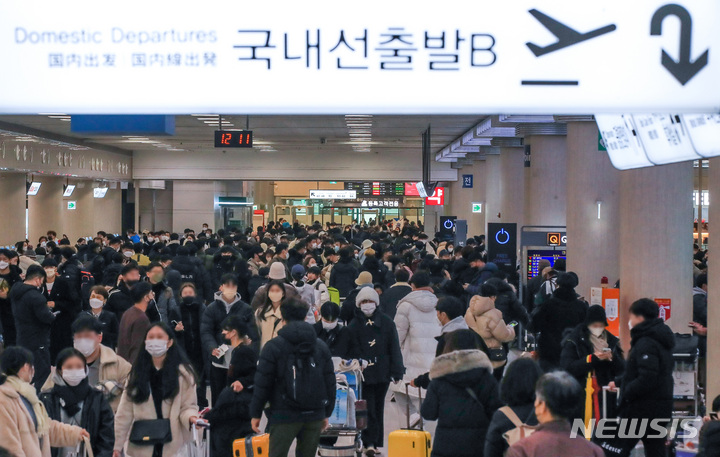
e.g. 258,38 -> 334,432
308,266 -> 321,275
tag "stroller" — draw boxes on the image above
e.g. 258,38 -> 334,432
318,359 -> 367,457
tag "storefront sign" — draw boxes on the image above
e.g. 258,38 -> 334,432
309,190 -> 356,199
0,1 -> 717,113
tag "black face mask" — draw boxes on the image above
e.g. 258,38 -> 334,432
182,296 -> 195,306
125,279 -> 139,287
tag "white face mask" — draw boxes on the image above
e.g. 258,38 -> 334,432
145,339 -> 169,357
74,338 -> 97,357
268,291 -> 284,303
62,368 -> 87,387
41,241 -> 47,248
123,251 -> 133,258
628,320 -> 634,331
89,298 -> 104,309
0,261 -> 8,270
360,302 -> 377,317
322,320 -> 338,331
588,326 -> 604,337
147,237 -> 154,243
45,269 -> 56,279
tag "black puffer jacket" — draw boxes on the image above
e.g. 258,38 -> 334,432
329,259 -> 358,299
249,321 -> 336,424
105,283 -> 134,322
560,324 -> 625,388
421,350 -> 501,457
528,287 -> 588,370
41,382 -> 115,457
200,293 -> 259,356
360,257 -> 389,287
347,308 -> 404,384
169,255 -> 213,302
484,403 -> 537,457
313,320 -> 352,359
618,318 -> 675,419
10,282 -> 55,350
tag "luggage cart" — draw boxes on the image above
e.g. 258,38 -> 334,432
672,334 -> 699,417
318,361 -> 366,457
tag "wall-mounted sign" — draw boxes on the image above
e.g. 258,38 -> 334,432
425,187 -> 445,206
0,1 -> 717,114
655,298 -> 672,321
471,202 -> 483,213
462,175 -> 473,188
309,190 -> 356,199
214,130 -> 253,148
488,223 -> 517,276
67,201 -> 76,210
546,232 -> 567,246
361,199 -> 399,208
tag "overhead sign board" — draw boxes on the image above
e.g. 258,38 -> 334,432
425,187 -> 445,206
0,1 -> 718,114
309,190 -> 356,199
214,130 -> 253,148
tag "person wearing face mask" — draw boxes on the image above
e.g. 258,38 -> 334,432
41,315 -> 130,414
114,323 -> 201,457
247,245 -> 266,277
211,246 -> 239,291
560,305 -> 625,424
40,348 -> 115,457
347,287 -> 404,456
307,266 -> 330,306
0,347 -> 90,457
205,315 -> 257,456
106,264 -> 141,322
313,301 -> 351,359
145,262 -> 177,325
200,274 -> 258,404
117,282 -> 153,364
175,283 -> 207,408
0,248 -> 23,347
81,286 -> 119,350
41,259 -> 80,363
255,280 -> 289,350
249,262 -> 300,311
10,265 -> 56,392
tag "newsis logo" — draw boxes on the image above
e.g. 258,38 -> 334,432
570,418 -> 700,441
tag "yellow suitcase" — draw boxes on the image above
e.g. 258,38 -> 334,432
233,433 -> 269,457
388,384 -> 432,457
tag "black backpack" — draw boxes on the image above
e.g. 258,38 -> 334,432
280,337 -> 328,411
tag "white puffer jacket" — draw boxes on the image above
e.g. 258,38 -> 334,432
392,288 -> 441,395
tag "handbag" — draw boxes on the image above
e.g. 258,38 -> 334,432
129,419 -> 172,445
487,346 -> 507,362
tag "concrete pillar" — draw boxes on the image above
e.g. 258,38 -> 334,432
172,180 -> 215,233
27,176 -> 64,246
445,160 -> 486,237
134,183 -> 140,233
618,163 -> 694,351
524,136 -> 567,227
93,187 -> 122,236
565,122 -> 621,298
0,173 -> 28,245
485,154 -> 502,232
706,158 -> 720,402
499,147 -> 526,229
60,182 -> 94,241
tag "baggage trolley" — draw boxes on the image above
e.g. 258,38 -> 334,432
672,333 -> 699,417
318,361 -> 366,457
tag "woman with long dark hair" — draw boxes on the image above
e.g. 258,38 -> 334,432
0,346 -> 88,457
254,279 -> 287,349
113,322 -> 201,457
41,347 -> 115,457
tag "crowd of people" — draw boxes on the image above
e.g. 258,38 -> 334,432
0,221 -> 715,457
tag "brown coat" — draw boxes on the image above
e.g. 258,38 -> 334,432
114,365 -> 198,457
0,382 -> 83,457
506,420 -> 604,457
465,295 -> 516,368
42,344 -> 131,412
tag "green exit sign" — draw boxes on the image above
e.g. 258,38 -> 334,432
471,202 -> 482,213
67,201 -> 77,210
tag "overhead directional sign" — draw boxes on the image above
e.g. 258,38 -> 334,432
0,0 -> 717,114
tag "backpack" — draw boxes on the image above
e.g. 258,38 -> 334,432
280,337 -> 329,411
327,287 -> 340,305
500,406 -> 537,448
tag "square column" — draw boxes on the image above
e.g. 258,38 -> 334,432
706,158 -> 720,402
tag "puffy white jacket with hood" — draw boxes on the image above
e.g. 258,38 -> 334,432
392,288 -> 440,394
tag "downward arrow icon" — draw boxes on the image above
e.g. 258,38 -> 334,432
651,4 -> 709,85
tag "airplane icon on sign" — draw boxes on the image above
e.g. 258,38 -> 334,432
526,9 -> 617,57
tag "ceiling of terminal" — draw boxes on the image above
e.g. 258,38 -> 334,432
0,114 -> 485,158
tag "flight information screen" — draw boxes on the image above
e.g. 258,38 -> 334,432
527,249 -> 566,280
344,181 -> 406,196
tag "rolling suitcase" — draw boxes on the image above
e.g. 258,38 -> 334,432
233,433 -> 269,457
388,384 -> 432,457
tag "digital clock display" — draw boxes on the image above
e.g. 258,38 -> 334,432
214,130 -> 253,148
